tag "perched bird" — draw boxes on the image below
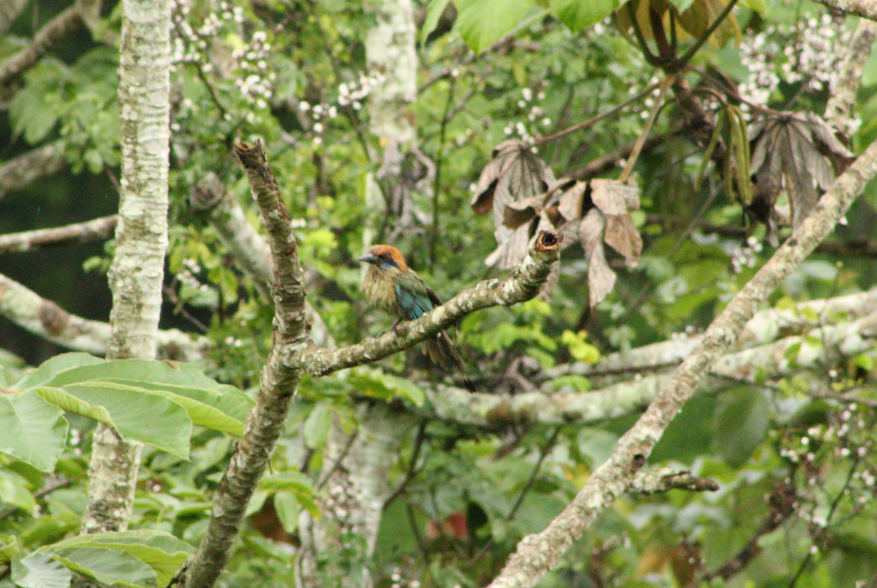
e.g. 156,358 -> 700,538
358,244 -> 476,392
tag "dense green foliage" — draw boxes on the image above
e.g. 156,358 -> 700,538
2,0 -> 877,587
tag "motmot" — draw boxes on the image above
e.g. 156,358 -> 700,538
358,244 -> 477,393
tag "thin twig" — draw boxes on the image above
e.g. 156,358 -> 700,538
533,80 -> 662,147
383,420 -> 429,508
619,75 -> 675,182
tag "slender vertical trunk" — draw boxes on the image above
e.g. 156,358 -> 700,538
296,3 -> 422,586
79,0 -> 170,535
297,404 -> 416,588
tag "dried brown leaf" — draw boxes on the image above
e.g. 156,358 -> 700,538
557,180 -> 587,221
591,178 -> 640,215
580,208 -> 616,308
804,112 -> 853,159
503,196 -> 542,229
605,215 -> 643,264
474,139 -> 557,268
749,112 -> 841,229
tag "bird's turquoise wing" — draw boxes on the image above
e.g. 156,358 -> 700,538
394,272 -> 436,320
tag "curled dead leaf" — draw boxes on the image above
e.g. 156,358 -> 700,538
580,208 -> 616,308
473,139 -> 557,268
589,178 -> 643,264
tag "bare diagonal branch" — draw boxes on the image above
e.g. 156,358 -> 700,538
422,309 -> 877,427
0,3 -> 85,88
0,271 -> 203,360
182,140 -> 308,588
0,142 -> 66,200
486,133 -> 877,588
825,19 -> 877,137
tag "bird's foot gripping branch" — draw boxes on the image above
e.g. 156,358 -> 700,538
290,230 -> 562,378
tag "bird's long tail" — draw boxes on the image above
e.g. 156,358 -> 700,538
423,331 -> 477,393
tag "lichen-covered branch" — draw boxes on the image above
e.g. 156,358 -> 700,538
810,0 -> 877,21
0,216 -> 117,253
182,140 -> 308,588
421,310 -> 877,427
627,468 -> 719,495
0,142 -> 66,200
825,19 -> 877,137
0,271 -> 205,360
0,0 -> 96,88
485,134 -> 877,588
549,288 -> 877,384
294,230 -> 562,377
0,0 -> 29,36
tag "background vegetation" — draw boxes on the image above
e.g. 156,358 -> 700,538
2,0 -> 877,586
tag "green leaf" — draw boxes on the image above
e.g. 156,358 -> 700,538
44,530 -> 193,588
0,469 -> 37,510
23,356 -> 253,447
381,374 -> 426,406
38,382 -> 192,459
100,380 -> 249,436
11,551 -> 71,588
0,392 -> 68,472
32,387 -> 114,426
713,387 -> 769,466
13,353 -> 104,390
853,353 -> 875,372
0,537 -> 22,566
274,492 -> 301,533
549,0 -> 620,31
259,472 -> 321,518
303,403 -> 332,449
51,548 -> 155,588
666,0 -> 696,11
456,0 -> 536,53
421,0 -> 451,43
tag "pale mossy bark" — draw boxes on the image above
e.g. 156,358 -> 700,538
294,1 -> 423,586
297,405 -> 417,588
79,0 -> 170,536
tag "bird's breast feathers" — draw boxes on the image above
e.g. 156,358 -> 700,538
362,265 -> 402,315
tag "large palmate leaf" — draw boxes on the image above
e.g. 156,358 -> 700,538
750,112 -> 852,229
34,383 -> 193,459
472,140 -> 557,268
11,551 -> 71,588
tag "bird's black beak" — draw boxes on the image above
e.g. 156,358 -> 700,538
357,253 -> 377,264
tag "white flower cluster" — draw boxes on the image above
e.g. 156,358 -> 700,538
738,13 -> 844,109
232,30 -> 276,109
170,0 -> 276,111
504,84 -> 550,144
300,72 -> 385,144
726,236 -> 762,274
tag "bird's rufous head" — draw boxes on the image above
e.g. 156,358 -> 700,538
357,244 -> 408,271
